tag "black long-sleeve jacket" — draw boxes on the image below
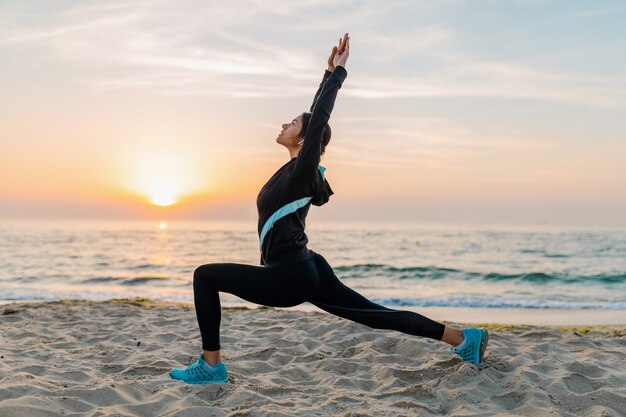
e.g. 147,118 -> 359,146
256,65 -> 348,267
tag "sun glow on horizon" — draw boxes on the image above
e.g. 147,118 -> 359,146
143,177 -> 181,206
150,195 -> 177,206
139,176 -> 183,206
120,144 -> 208,209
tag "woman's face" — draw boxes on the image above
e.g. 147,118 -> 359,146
276,114 -> 304,147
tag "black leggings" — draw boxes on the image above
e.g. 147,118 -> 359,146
193,251 -> 446,351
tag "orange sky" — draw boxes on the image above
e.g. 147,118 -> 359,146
1,1 -> 625,226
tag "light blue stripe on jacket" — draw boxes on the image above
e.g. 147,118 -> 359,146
259,165 -> 325,252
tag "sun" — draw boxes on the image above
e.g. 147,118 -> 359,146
118,141 -> 213,211
150,194 -> 177,207
121,148 -> 201,208
140,177 -> 182,207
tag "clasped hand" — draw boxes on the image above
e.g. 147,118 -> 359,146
327,32 -> 350,71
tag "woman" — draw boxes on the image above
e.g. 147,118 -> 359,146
170,33 -> 489,384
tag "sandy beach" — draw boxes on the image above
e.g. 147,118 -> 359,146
1,298 -> 625,417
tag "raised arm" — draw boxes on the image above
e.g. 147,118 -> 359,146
309,69 -> 333,112
293,33 -> 350,183
293,65 -> 348,181
310,40 -> 343,111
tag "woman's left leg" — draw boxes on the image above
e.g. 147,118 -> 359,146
192,259 -> 320,357
171,259 -> 320,383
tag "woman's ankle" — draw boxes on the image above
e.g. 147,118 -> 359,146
202,349 -> 221,366
441,326 -> 464,347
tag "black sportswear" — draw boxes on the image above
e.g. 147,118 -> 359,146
194,251 -> 446,351
256,66 -> 346,267
192,65 -> 446,353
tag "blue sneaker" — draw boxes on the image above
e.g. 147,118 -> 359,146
170,354 -> 228,384
450,328 -> 489,364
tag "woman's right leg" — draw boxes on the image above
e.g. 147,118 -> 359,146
192,260 -> 320,361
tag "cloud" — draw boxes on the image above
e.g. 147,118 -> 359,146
319,115 -> 563,172
0,0 -> 624,107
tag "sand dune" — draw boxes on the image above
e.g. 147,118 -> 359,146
1,299 -> 624,417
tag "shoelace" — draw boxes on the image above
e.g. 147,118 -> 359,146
184,362 -> 212,379
185,362 -> 214,380
453,342 -> 477,361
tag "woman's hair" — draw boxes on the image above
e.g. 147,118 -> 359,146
299,112 -> 332,156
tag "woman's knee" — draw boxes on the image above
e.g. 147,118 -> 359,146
193,263 -> 218,288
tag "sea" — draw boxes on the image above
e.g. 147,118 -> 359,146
1,219 -> 625,324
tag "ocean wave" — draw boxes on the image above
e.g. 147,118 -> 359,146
373,295 -> 626,310
335,264 -> 625,284
129,264 -> 163,270
82,276 -> 124,283
334,264 -> 464,280
122,275 -> 169,285
482,272 -> 625,284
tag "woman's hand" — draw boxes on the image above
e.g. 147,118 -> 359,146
327,46 -> 337,71
332,33 -> 349,69
327,33 -> 350,70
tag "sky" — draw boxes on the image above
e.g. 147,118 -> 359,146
1,0 -> 625,226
